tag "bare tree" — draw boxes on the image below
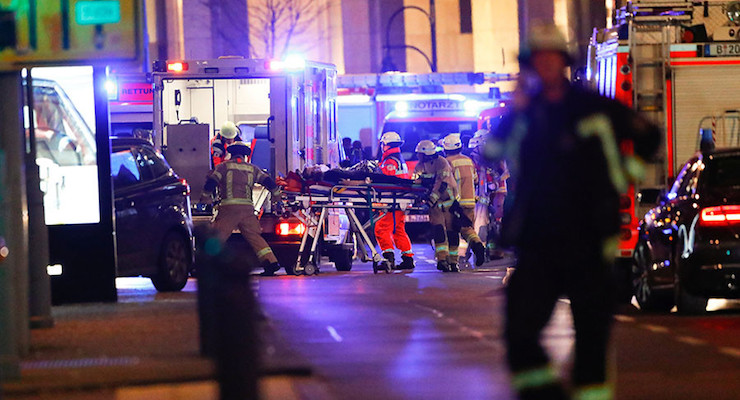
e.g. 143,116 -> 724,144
249,0 -> 330,59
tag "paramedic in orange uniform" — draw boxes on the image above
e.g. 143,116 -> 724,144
374,132 -> 415,270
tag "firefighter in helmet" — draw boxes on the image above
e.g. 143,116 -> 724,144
441,133 -> 486,270
202,141 -> 284,276
413,139 -> 459,272
488,23 -> 661,400
211,121 -> 242,167
375,131 -> 415,270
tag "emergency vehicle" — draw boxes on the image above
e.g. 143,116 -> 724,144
151,56 -> 351,274
588,0 -> 740,297
107,72 -> 154,138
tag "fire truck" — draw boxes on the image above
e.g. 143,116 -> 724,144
151,56 -> 350,274
588,0 -> 740,298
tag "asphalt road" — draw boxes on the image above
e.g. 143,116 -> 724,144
257,243 -> 740,400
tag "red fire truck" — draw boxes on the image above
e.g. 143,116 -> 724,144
588,0 -> 740,298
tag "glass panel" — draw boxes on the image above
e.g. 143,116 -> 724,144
31,66 -> 100,225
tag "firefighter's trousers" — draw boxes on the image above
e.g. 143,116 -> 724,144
374,210 -> 414,256
448,206 -> 482,264
429,204 -> 460,262
505,243 -> 614,400
211,205 -> 278,266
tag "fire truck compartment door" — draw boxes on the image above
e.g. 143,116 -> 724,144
673,65 -> 740,173
163,123 -> 210,198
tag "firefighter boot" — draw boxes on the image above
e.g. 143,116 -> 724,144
437,260 -> 451,272
472,241 -> 486,267
397,255 -> 415,270
260,262 -> 281,276
449,262 -> 460,273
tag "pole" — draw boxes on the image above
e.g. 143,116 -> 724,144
24,73 -> 54,330
0,70 -> 30,381
430,0 -> 437,72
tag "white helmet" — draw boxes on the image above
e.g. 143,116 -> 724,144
380,131 -> 403,145
220,121 -> 239,139
441,133 -> 462,151
415,140 -> 437,156
468,129 -> 487,148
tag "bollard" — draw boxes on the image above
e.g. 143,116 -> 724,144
196,226 -> 261,400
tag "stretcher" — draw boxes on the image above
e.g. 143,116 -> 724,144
286,182 -> 427,275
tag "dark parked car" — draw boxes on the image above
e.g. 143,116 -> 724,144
111,137 -> 195,291
633,149 -> 740,314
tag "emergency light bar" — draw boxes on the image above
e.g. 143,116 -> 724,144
167,62 -> 188,72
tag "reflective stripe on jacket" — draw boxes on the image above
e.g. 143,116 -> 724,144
446,153 -> 477,207
414,156 -> 458,207
380,147 -> 411,179
206,158 -> 275,206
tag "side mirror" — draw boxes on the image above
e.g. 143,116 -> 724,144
637,188 -> 664,206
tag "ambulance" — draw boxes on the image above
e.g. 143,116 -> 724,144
150,56 -> 352,274
588,0 -> 740,298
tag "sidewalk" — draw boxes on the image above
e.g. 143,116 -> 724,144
1,278 -> 332,400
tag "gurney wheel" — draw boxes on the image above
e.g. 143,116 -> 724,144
383,261 -> 392,274
304,263 -> 317,276
372,262 -> 379,274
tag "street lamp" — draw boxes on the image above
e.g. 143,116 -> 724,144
382,0 -> 437,72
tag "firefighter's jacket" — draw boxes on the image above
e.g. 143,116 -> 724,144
486,82 -> 661,248
380,147 -> 411,179
446,153 -> 477,208
414,156 -> 459,208
204,157 -> 280,207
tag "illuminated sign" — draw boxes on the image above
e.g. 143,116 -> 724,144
116,82 -> 153,103
75,1 -> 121,25
409,100 -> 463,112
0,0 -> 141,68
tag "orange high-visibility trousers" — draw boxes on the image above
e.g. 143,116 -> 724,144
374,210 -> 414,256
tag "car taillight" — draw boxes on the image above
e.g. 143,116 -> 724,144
700,205 -> 740,225
276,222 -> 306,236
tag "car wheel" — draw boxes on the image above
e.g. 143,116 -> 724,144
632,242 -> 673,312
151,231 -> 191,292
331,244 -> 354,272
674,270 -> 707,315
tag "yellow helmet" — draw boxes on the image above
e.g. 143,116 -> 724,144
415,140 -> 437,156
519,23 -> 572,65
441,133 -> 462,151
220,121 -> 239,139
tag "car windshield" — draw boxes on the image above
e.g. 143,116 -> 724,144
382,120 -> 477,160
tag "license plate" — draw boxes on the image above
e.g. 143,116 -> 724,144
405,214 -> 429,223
705,43 -> 740,57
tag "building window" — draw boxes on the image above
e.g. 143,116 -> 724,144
459,0 -> 472,34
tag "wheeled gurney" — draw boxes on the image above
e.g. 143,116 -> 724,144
287,182 -> 427,275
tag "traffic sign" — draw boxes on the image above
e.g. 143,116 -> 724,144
0,0 -> 143,69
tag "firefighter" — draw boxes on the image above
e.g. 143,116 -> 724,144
441,133 -> 485,271
413,139 -> 459,272
211,121 -> 242,167
202,141 -> 284,276
486,23 -> 661,400
375,131 -> 415,270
